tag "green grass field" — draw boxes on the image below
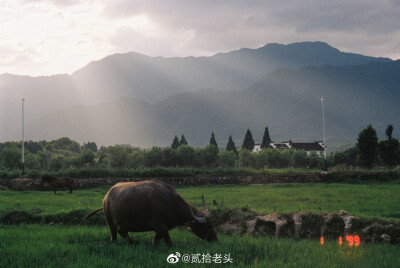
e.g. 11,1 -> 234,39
1,183 -> 400,220
1,183 -> 400,267
1,225 -> 399,267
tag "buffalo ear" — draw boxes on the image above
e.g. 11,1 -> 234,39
201,194 -> 209,212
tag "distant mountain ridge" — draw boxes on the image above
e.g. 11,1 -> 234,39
22,60 -> 400,147
71,41 -> 391,103
0,41 -> 395,145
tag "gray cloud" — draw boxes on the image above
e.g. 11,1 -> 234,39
24,0 -> 82,6
104,0 -> 400,59
110,26 -> 178,56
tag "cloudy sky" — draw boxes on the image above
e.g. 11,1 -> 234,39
1,0 -> 399,76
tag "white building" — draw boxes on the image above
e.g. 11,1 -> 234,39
252,141 -> 325,156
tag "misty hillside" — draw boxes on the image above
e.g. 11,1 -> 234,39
0,74 -> 81,141
71,41 -> 391,103
0,41 -> 391,142
23,60 -> 400,147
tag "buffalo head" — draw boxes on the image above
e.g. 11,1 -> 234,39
188,194 -> 217,242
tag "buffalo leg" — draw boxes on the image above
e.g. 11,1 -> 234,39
110,226 -> 118,242
152,232 -> 162,245
153,231 -> 172,246
53,187 -> 57,194
105,219 -> 118,242
118,228 -> 133,244
162,232 -> 172,245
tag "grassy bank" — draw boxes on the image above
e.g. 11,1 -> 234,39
1,183 -> 399,267
1,183 -> 400,222
1,167 -> 313,179
1,224 -> 399,268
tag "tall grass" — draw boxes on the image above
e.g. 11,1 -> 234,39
1,184 -> 400,222
1,225 -> 399,268
1,167 -> 270,179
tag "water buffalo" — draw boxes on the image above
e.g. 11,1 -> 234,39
85,180 -> 217,245
41,175 -> 74,194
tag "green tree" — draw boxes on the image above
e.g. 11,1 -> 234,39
200,145 -> 219,167
345,147 -> 358,168
83,142 -> 98,153
292,150 -> 308,168
25,141 -> 43,154
127,150 -> 145,169
226,135 -> 238,155
379,125 -> 399,167
37,151 -> 50,170
179,134 -> 188,146
108,146 -> 128,168
239,149 -> 255,168
162,147 -> 177,167
171,136 -> 180,149
0,145 -> 21,169
356,125 -> 379,167
385,125 -> 393,141
145,147 -> 164,167
264,149 -> 291,168
25,153 -> 41,170
209,131 -> 218,152
77,150 -> 95,167
379,139 -> 400,166
255,149 -> 269,169
307,152 -> 322,169
45,144 -> 54,152
49,156 -> 65,171
176,145 -> 195,167
218,150 -> 238,168
97,152 -> 110,168
242,129 -> 255,151
260,126 -> 272,149
333,151 -> 348,166
51,137 -> 80,153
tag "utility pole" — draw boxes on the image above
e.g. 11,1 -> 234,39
22,98 -> 25,176
321,96 -> 327,172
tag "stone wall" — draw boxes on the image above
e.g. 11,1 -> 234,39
0,170 -> 398,191
219,209 -> 400,244
0,173 -> 325,191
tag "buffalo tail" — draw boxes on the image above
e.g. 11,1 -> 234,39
85,208 -> 103,220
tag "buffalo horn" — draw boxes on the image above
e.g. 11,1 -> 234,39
190,207 -> 206,223
202,194 -> 208,212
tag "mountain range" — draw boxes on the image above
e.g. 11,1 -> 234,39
0,41 -> 398,148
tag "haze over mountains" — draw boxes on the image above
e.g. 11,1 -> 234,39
0,41 -> 398,148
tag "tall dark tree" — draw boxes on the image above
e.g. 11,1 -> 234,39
226,135 -> 238,155
385,125 -> 393,141
379,125 -> 399,166
379,139 -> 400,167
242,129 -> 255,151
209,131 -> 218,152
260,126 -> 272,149
356,125 -> 378,167
83,142 -> 98,153
179,134 -> 188,146
171,136 -> 180,149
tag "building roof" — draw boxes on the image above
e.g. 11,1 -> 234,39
273,143 -> 290,149
291,142 -> 324,151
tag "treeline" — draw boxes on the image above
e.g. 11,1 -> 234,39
0,134 -> 324,176
330,124 -> 400,169
0,124 -> 399,178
